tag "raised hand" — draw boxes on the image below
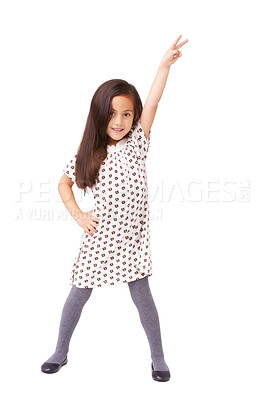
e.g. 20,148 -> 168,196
160,35 -> 189,68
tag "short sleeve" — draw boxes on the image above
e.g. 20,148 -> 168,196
131,119 -> 151,158
63,154 -> 77,182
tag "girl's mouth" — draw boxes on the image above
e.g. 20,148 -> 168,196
112,128 -> 124,132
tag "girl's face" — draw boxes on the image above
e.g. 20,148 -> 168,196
106,95 -> 134,146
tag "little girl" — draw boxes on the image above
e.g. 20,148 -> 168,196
41,35 -> 188,382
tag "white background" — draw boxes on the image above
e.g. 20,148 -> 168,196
1,0 -> 266,398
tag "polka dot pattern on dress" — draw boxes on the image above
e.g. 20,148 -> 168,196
62,119 -> 153,288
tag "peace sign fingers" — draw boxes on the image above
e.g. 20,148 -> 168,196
160,34 -> 189,68
171,35 -> 189,50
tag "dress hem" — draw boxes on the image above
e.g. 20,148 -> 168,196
69,272 -> 153,289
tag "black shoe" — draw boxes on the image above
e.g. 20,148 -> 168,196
151,362 -> 171,382
41,356 -> 68,374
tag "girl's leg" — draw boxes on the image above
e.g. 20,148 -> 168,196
44,285 -> 93,364
128,276 -> 169,371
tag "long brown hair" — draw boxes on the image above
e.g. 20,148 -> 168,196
74,79 -> 143,195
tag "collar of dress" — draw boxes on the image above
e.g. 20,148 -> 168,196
107,136 -> 128,152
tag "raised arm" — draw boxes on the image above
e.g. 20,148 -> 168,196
140,35 -> 189,138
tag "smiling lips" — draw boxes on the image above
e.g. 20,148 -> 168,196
112,128 -> 123,132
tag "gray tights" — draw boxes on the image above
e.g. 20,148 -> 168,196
44,276 -> 169,371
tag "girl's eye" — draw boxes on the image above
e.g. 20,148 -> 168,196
110,112 -> 131,117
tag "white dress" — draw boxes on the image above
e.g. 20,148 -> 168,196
63,120 -> 153,288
